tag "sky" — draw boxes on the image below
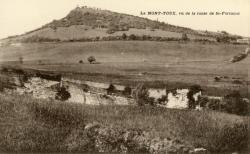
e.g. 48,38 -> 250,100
0,0 -> 249,39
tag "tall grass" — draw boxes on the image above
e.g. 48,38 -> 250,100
0,93 -> 249,152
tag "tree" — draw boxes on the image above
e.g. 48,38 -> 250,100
187,84 -> 202,109
122,33 -> 127,40
132,84 -> 152,106
19,56 -> 23,64
107,84 -> 116,95
221,30 -> 228,35
87,56 -> 96,64
223,91 -> 248,115
214,76 -> 221,82
55,87 -> 71,101
38,60 -> 43,65
79,60 -> 84,64
123,86 -> 132,96
181,33 -> 189,41
129,34 -> 137,40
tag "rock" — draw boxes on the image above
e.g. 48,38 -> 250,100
66,123 -> 195,153
190,147 -> 207,154
84,122 -> 100,130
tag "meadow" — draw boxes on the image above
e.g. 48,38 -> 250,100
0,41 -> 249,97
0,93 -> 249,153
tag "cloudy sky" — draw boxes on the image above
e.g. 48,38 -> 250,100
0,0 -> 249,39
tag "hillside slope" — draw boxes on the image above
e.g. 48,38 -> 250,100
2,6 -> 240,43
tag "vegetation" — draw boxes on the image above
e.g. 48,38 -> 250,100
87,56 -> 96,64
43,7 -> 201,36
55,87 -> 71,101
123,86 -> 132,96
107,84 -> 116,95
19,56 -> 23,64
0,94 -> 249,153
128,34 -> 137,40
121,33 -> 127,40
133,84 -> 154,106
0,41 -> 249,98
187,85 -> 202,109
222,91 -> 249,115
22,35 -> 60,43
198,91 -> 249,116
181,33 -> 189,41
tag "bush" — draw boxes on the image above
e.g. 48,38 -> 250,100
206,98 -> 221,110
106,29 -> 115,34
132,84 -> 154,106
128,34 -> 137,40
19,56 -> 23,64
187,85 -> 202,109
222,91 -> 248,115
157,95 -> 167,105
22,35 -> 60,43
1,67 -> 8,72
214,76 -> 221,82
122,33 -> 127,40
87,56 -> 96,64
232,80 -> 243,84
55,87 -> 71,101
107,84 -> 116,95
123,86 -> 132,96
79,60 -> 84,64
197,96 -> 209,108
212,123 -> 249,152
181,33 -> 189,41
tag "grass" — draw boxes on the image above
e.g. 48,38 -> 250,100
0,93 -> 249,153
0,41 -> 249,97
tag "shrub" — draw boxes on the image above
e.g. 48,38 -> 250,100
19,56 -> 23,64
79,60 -> 84,64
123,86 -> 132,96
181,33 -> 189,41
87,56 -> 96,64
232,80 -> 243,84
22,35 -> 60,43
212,123 -> 249,152
122,33 -> 127,40
214,76 -> 221,82
222,91 -> 248,115
128,34 -> 137,40
157,95 -> 167,105
1,67 -> 8,72
55,87 -> 71,101
216,35 -> 231,43
132,84 -> 154,106
106,29 -> 115,34
187,84 -> 202,109
197,96 -> 209,108
107,84 -> 116,95
206,99 -> 221,110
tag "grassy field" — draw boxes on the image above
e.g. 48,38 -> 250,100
12,25 -> 214,41
0,41 -> 249,97
0,93 -> 249,153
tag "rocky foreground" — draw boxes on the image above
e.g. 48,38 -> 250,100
66,122 -> 198,153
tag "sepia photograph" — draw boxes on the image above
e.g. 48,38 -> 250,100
0,0 -> 249,153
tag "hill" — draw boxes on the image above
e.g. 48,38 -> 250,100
0,41 -> 249,97
1,6 -> 241,43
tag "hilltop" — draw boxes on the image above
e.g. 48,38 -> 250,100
2,6 -> 241,43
